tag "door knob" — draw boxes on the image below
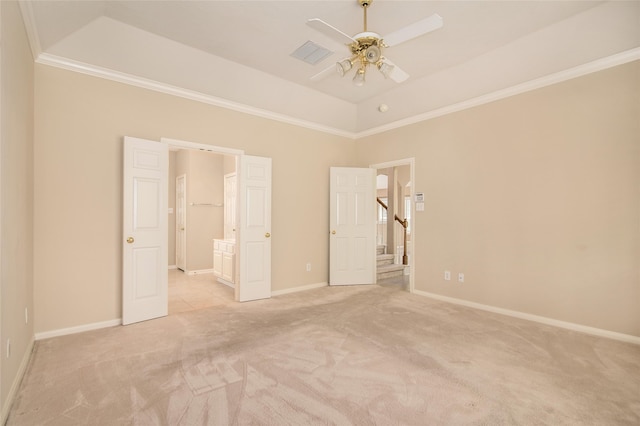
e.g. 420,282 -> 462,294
265,232 -> 271,238
126,237 -> 134,244
331,230 -> 336,235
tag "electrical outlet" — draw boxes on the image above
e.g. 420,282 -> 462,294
444,270 -> 451,281
306,263 -> 311,272
458,273 -> 465,283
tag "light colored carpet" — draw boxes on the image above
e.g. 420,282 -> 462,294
7,281 -> 640,425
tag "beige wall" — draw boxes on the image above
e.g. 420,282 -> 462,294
223,154 -> 236,176
33,64 -> 356,334
29,41 -> 639,339
356,61 -> 640,337
177,149 -> 225,272
0,1 -> 35,420
187,151 -> 224,271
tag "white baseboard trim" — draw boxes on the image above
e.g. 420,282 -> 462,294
272,282 -> 328,297
216,277 -> 234,289
168,265 -> 177,270
186,269 -> 214,276
413,290 -> 640,345
1,336 -> 35,425
35,319 -> 122,341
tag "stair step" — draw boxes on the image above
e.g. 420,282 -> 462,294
376,254 -> 394,266
376,263 -> 405,281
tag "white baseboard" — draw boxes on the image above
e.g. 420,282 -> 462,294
413,290 -> 640,346
30,282 -> 324,342
168,265 -> 177,270
186,269 -> 214,275
1,336 -> 35,425
272,282 -> 328,297
216,277 -> 234,288
35,318 -> 122,341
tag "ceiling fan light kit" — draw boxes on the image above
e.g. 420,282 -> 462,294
307,0 -> 443,87
337,57 -> 355,76
353,67 -> 366,87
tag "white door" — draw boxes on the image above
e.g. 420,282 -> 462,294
224,173 -> 237,240
329,167 -> 376,285
175,174 -> 186,271
122,137 -> 168,325
237,155 -> 272,302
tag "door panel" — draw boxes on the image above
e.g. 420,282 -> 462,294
175,174 -> 186,271
238,155 -> 272,302
133,248 -> 161,297
224,173 -> 237,240
330,167 -> 376,285
123,136 -> 168,325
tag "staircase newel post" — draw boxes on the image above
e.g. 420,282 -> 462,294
402,219 -> 408,265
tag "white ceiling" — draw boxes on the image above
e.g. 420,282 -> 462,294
20,1 -> 640,136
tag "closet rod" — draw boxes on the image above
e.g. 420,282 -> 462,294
189,202 -> 223,207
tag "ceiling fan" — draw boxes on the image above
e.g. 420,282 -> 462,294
307,0 -> 443,86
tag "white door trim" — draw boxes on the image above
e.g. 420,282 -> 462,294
161,137 -> 244,156
370,158 -> 415,294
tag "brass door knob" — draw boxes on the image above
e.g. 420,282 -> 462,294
126,237 -> 134,244
331,230 -> 336,235
265,232 -> 271,238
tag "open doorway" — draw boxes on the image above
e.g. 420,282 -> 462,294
371,159 -> 414,293
123,137 -> 271,325
167,145 -> 238,315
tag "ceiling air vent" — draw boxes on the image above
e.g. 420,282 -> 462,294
290,41 -> 333,65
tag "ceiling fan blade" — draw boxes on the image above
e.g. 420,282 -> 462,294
383,13 -> 443,47
389,66 -> 410,83
307,18 -> 356,45
380,58 -> 410,83
310,64 -> 337,82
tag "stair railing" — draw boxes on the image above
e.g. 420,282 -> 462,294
376,197 -> 408,265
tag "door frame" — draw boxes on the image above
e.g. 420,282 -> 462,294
370,158 -> 415,294
161,137 -> 244,300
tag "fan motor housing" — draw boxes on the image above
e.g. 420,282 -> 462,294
350,32 -> 384,64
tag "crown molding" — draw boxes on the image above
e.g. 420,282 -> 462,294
35,47 -> 639,141
35,53 -> 357,140
356,48 -> 640,139
18,0 -> 42,60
